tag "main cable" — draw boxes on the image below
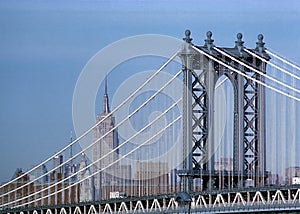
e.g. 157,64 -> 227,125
13,115 -> 182,208
244,49 -> 300,82
0,52 -> 179,199
0,51 -> 179,190
2,70 -> 182,208
7,98 -> 181,208
266,49 -> 300,72
214,47 -> 300,95
0,68 -> 182,201
191,46 -> 300,102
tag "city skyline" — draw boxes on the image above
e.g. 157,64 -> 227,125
1,0 -> 300,183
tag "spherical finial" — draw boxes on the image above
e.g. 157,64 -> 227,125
237,33 -> 243,40
206,31 -> 212,38
204,31 -> 214,49
183,29 -> 192,43
258,34 -> 263,42
256,34 -> 265,52
185,29 -> 191,37
235,32 -> 244,50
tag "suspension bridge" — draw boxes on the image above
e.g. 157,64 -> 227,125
1,30 -> 300,213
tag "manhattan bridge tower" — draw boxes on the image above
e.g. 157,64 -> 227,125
178,30 -> 270,192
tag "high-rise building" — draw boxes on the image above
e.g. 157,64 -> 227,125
51,155 -> 64,181
28,164 -> 48,185
78,153 -> 93,202
286,166 -> 300,184
92,78 -> 119,200
53,155 -> 63,174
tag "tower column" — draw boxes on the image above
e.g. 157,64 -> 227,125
179,30 -> 194,193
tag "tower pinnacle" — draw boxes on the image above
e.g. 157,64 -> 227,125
103,75 -> 110,113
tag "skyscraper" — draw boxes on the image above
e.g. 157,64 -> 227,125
78,153 -> 93,202
52,155 -> 63,181
92,78 -> 118,200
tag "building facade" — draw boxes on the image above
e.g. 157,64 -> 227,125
92,81 -> 120,200
78,153 -> 93,202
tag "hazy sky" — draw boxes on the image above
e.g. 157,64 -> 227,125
0,0 -> 300,183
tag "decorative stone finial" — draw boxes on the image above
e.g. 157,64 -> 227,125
185,29 -> 191,37
204,31 -> 214,49
183,29 -> 192,43
235,33 -> 244,47
256,34 -> 265,53
237,33 -> 242,40
207,31 -> 212,38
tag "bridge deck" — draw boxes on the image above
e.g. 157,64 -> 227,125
2,185 -> 300,214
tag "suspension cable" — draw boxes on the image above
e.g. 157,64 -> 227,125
266,49 -> 300,72
0,52 -> 179,198
0,67 -> 182,202
2,70 -> 182,208
13,114 -> 182,208
0,51 -> 179,190
244,49 -> 300,82
214,47 -> 300,95
215,76 -> 228,89
191,46 -> 300,102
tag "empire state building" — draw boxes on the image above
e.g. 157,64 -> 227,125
92,79 -> 118,200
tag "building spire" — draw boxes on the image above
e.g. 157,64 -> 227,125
70,130 -> 73,165
105,73 -> 108,95
103,74 -> 110,113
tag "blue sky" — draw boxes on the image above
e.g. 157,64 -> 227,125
0,0 -> 300,183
